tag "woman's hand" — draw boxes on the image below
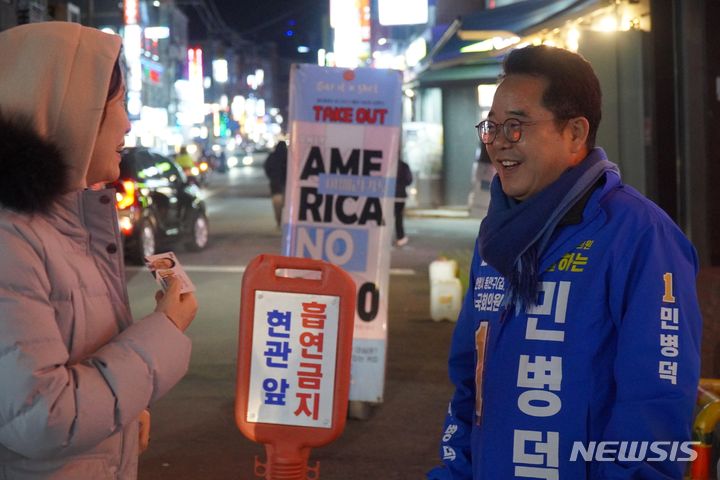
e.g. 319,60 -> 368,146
154,276 -> 198,332
138,409 -> 151,455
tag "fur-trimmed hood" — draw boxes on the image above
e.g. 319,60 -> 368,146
0,22 -> 121,213
0,113 -> 69,213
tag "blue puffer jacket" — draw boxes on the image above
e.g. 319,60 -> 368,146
428,171 -> 702,480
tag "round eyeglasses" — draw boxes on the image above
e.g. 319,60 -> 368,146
475,118 -> 555,145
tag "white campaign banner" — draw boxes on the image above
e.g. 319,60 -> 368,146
282,65 -> 402,402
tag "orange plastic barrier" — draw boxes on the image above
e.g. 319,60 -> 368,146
236,254 -> 356,480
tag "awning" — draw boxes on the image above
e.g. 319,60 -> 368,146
405,62 -> 503,88
426,0 -> 603,67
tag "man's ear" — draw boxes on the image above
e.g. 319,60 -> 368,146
567,117 -> 590,153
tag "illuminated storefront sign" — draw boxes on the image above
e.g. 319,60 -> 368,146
187,48 -> 206,124
144,26 -> 170,40
330,0 -> 370,68
124,0 -> 138,25
378,0 -> 428,25
213,59 -> 228,83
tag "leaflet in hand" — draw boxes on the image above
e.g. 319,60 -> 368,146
144,251 -> 196,294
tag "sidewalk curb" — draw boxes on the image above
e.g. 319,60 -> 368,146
406,208 -> 472,219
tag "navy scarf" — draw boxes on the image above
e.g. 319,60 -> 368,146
478,148 -> 619,311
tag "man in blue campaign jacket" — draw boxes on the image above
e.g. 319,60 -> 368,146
427,45 -> 702,480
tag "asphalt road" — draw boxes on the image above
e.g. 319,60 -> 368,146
127,165 -> 480,479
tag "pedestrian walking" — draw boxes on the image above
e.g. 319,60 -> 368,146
428,45 -> 702,479
0,22 -> 198,479
264,140 -> 288,228
394,158 -> 413,246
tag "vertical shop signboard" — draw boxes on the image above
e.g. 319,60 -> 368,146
283,64 -> 402,403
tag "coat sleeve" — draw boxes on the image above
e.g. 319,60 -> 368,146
0,225 -> 192,460
427,243 -> 480,480
594,220 -> 702,479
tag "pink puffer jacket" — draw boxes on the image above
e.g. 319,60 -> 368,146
0,22 -> 192,479
0,190 -> 192,479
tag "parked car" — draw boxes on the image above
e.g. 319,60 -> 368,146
109,147 -> 209,264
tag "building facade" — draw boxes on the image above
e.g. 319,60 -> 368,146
401,0 -> 720,268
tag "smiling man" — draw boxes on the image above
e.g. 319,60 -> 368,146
428,45 -> 702,480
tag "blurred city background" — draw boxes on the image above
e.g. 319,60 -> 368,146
2,0 -> 720,478
2,1 -> 718,254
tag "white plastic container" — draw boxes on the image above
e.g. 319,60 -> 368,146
429,258 -> 462,322
429,258 -> 457,282
430,278 -> 463,322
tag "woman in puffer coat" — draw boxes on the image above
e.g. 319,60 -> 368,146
0,22 -> 198,479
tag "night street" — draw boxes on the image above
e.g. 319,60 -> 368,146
127,164 -> 480,479
2,1 -> 719,478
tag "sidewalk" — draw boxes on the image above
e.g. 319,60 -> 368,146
406,206 -> 471,219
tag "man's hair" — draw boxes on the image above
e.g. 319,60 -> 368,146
502,45 -> 602,149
